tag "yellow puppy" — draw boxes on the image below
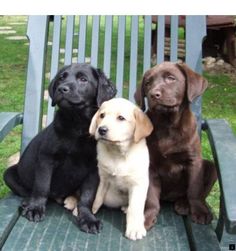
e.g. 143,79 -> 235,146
89,98 -> 153,240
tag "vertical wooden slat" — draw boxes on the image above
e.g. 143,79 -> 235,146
116,16 -> 126,97
170,15 -> 179,62
46,15 -> 62,126
90,16 -> 100,67
21,16 -> 49,152
185,15 -> 207,134
143,16 -> 152,73
103,16 -> 113,78
77,16 -> 87,63
157,15 -> 165,64
64,16 -> 75,65
128,16 -> 139,102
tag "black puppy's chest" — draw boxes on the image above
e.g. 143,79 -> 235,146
54,135 -> 96,162
49,135 -> 97,197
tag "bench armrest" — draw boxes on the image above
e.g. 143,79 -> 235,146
0,112 -> 23,142
203,119 -> 236,234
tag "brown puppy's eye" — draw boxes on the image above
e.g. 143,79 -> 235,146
145,79 -> 151,86
100,113 -> 105,119
165,75 -> 176,82
117,115 -> 125,121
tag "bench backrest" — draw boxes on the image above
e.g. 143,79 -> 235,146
21,15 -> 206,152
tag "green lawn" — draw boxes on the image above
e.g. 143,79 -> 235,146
0,16 -> 236,217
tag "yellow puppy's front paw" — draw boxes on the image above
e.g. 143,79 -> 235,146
125,225 -> 147,240
64,196 -> 78,211
121,206 -> 128,214
92,204 -> 99,214
72,207 -> 78,217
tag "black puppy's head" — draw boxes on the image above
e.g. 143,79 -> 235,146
49,63 -> 116,109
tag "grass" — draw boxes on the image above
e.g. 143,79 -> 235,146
1,16 -> 236,217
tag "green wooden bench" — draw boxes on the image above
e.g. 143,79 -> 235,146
0,15 -> 236,251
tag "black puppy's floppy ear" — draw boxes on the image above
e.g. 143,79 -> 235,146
48,65 -> 69,107
177,62 -> 208,102
96,69 -> 117,107
48,77 -> 56,107
134,80 -> 146,111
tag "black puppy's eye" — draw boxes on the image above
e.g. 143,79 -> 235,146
100,113 -> 105,119
59,72 -> 68,81
80,77 -> 87,82
117,115 -> 125,121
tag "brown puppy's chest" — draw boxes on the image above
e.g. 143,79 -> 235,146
147,131 -> 193,200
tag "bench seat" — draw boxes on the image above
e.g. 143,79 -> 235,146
0,195 -> 222,251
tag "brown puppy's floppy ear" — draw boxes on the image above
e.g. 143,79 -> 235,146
89,110 -> 100,136
177,62 -> 208,102
134,80 -> 146,111
133,108 -> 153,143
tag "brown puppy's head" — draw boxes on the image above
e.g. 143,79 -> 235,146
134,62 -> 208,112
89,98 -> 153,144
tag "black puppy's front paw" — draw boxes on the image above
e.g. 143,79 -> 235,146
21,198 -> 46,222
77,213 -> 103,234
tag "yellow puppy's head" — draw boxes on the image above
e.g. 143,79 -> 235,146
89,98 -> 153,144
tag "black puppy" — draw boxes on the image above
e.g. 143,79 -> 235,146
4,63 -> 116,234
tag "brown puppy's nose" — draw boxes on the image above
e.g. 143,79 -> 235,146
151,90 -> 162,100
98,126 -> 108,136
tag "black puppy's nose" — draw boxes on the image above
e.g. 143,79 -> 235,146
58,85 -> 70,94
98,126 -> 108,136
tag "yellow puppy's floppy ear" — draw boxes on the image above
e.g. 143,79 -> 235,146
134,108 -> 153,143
89,110 -> 99,135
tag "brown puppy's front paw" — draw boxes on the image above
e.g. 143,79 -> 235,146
191,210 -> 213,224
174,199 -> 189,216
144,211 -> 158,230
190,201 -> 213,224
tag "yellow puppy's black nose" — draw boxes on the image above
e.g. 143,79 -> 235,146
98,126 -> 108,136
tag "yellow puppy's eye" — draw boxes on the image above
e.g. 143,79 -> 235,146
117,115 -> 125,121
100,113 -> 105,119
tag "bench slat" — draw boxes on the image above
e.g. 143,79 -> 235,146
77,15 -> 87,63
116,16 -> 126,97
157,15 -> 165,64
64,16 -> 75,66
0,195 -> 21,249
128,16 -> 139,102
143,16 -> 152,72
91,16 -> 100,68
170,16 -> 179,62
103,16 -> 113,78
47,15 -> 62,126
184,217 -> 221,251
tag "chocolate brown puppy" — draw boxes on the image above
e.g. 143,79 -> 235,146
135,62 -> 217,230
